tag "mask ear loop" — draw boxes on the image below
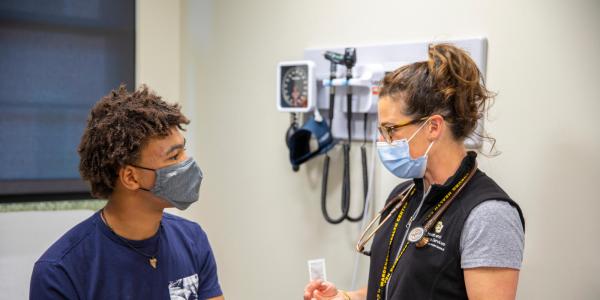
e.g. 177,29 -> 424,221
407,117 -> 431,142
407,118 -> 435,157
130,164 -> 156,192
131,164 -> 156,172
424,140 -> 435,156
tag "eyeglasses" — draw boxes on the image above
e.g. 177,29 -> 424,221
377,117 -> 428,144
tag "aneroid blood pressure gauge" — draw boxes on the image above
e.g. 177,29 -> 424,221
277,61 -> 315,113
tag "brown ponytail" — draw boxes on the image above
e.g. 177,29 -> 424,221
380,43 -> 495,145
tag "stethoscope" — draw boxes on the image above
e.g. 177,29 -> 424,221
355,183 -> 415,256
355,161 -> 478,255
320,48 -> 369,224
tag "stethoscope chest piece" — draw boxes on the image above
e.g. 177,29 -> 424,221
407,226 -> 430,248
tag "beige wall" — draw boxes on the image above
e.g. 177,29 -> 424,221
0,211 -> 94,299
176,0 -> 600,299
136,0 -> 181,103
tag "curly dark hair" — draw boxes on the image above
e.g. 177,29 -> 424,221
380,43 -> 495,141
78,85 -> 190,199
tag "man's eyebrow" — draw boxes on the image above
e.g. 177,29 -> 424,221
165,138 -> 186,156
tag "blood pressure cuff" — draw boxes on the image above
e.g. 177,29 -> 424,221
288,117 -> 336,167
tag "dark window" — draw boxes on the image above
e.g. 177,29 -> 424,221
0,0 -> 135,200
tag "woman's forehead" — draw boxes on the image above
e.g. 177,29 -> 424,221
378,96 -> 410,123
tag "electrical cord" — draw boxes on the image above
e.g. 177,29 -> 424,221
321,83 -> 349,224
345,113 -> 369,222
286,112 -> 300,172
321,48 -> 369,224
351,125 -> 377,289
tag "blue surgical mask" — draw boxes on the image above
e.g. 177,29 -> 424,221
376,120 -> 434,179
134,157 -> 203,210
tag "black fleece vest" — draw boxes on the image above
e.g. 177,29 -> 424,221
366,152 -> 525,300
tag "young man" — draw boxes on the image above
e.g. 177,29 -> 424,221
30,85 -> 224,300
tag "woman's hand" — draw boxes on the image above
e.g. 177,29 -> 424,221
304,280 -> 346,300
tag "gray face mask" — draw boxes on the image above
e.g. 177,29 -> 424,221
133,157 -> 203,210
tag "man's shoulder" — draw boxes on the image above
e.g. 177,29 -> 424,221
162,212 -> 208,240
35,212 -> 99,265
162,212 -> 202,228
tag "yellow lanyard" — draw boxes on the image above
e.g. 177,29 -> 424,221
376,169 -> 474,300
376,188 -> 413,300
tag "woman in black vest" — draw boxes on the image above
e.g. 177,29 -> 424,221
304,43 -> 525,300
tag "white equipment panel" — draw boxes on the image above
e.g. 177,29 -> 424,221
303,37 -> 488,149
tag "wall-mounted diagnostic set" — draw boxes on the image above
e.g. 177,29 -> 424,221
277,38 -> 488,224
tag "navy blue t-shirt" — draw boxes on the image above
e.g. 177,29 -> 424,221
30,211 -> 222,300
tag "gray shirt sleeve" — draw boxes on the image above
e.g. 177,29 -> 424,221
460,200 -> 524,269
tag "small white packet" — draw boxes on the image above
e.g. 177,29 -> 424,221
307,258 -> 327,282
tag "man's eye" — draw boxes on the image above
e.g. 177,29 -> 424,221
169,148 -> 186,161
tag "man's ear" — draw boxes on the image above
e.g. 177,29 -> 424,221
427,114 -> 445,141
118,165 -> 143,191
